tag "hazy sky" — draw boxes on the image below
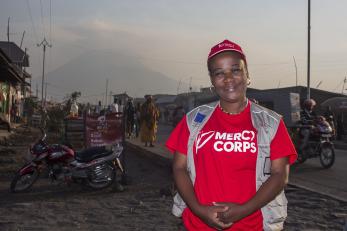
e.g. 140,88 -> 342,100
1,0 -> 347,99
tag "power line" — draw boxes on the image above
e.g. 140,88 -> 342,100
26,0 -> 39,44
138,55 -> 346,68
45,82 -> 71,91
342,77 -> 347,94
49,0 -> 52,43
39,0 -> 46,38
80,93 -> 105,98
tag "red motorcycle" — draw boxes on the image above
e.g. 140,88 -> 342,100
10,130 -> 125,193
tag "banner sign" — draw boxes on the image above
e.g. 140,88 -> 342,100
85,113 -> 124,147
290,92 -> 301,124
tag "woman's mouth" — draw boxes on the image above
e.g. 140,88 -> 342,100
224,87 -> 235,92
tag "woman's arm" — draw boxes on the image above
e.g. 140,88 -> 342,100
173,152 -> 231,229
217,157 -> 289,223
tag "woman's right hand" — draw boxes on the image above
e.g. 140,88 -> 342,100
194,204 -> 233,230
173,152 -> 232,229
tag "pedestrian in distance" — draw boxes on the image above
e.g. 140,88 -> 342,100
140,95 -> 159,147
135,102 -> 141,138
125,98 -> 136,138
95,101 -> 102,115
110,98 -> 119,113
166,39 -> 297,230
11,102 -> 17,123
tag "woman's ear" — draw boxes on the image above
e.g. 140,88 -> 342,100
209,84 -> 215,94
247,77 -> 251,86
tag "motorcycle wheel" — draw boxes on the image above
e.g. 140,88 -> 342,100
85,162 -> 115,189
10,168 -> 39,193
319,146 -> 335,169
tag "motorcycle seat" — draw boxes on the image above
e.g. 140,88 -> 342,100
75,146 -> 113,163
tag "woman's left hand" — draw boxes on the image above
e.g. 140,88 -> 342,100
213,202 -> 249,224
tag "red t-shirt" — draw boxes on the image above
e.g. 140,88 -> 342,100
166,101 -> 297,231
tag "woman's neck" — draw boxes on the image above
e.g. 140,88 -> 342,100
219,98 -> 248,115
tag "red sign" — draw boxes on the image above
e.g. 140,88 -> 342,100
85,113 -> 124,147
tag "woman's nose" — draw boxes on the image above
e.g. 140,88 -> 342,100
223,71 -> 234,82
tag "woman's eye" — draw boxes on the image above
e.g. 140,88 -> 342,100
232,68 -> 242,75
213,72 -> 224,77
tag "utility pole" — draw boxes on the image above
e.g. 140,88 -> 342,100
177,79 -> 182,95
37,38 -> 52,108
29,73 -> 32,96
20,31 -> 26,48
109,91 -> 113,105
7,17 -> 10,42
189,77 -> 192,93
7,17 -> 11,58
293,56 -> 298,88
105,78 -> 109,107
44,82 -> 48,104
307,0 -> 311,100
342,77 -> 347,94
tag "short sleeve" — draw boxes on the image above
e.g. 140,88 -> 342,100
165,116 -> 190,155
270,119 -> 297,164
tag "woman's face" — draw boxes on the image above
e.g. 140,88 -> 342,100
209,51 -> 248,104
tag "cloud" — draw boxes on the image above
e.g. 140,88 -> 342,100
88,19 -> 118,32
53,25 -> 85,43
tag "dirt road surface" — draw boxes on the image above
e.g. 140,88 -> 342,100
0,127 -> 346,230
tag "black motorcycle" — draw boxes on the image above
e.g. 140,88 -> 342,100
293,117 -> 335,169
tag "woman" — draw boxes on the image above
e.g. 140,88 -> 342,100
140,95 -> 159,147
166,39 -> 297,230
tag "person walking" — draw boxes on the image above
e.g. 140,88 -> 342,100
166,39 -> 297,230
135,102 -> 141,138
140,95 -> 159,147
125,99 -> 136,138
11,102 -> 17,123
95,101 -> 102,115
110,98 -> 119,113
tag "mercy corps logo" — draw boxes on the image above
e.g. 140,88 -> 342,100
218,43 -> 235,49
195,130 -> 257,154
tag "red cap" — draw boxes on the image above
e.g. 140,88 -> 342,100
207,39 -> 246,63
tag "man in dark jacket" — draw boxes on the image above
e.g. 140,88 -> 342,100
299,99 -> 317,152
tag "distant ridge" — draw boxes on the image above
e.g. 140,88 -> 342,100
45,50 -> 190,101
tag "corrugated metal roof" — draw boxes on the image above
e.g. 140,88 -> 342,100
0,41 -> 29,67
0,48 -> 25,83
155,95 -> 177,104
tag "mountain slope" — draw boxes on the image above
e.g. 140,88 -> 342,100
45,50 -> 189,100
